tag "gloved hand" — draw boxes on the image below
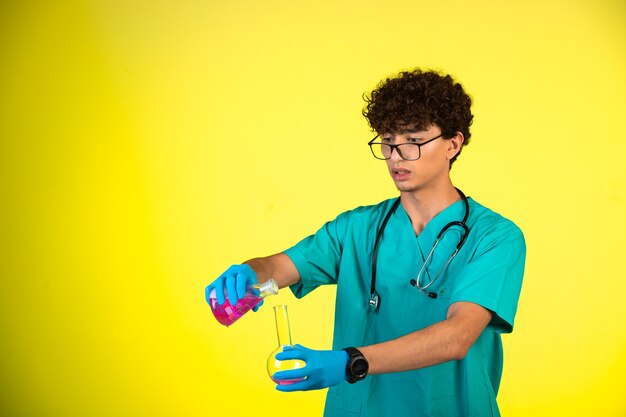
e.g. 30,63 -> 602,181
272,344 -> 348,392
204,264 -> 263,312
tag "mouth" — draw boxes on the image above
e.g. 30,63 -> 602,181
392,168 -> 411,175
391,167 -> 411,180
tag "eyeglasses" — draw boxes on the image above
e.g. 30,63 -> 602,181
368,133 -> 443,161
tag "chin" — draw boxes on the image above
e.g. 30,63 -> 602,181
395,182 -> 421,193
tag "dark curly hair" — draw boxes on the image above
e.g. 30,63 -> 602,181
363,69 -> 473,166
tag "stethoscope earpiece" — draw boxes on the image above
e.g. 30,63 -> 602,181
409,279 -> 438,299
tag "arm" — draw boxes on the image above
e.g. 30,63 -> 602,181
275,218 -> 524,390
205,252 -> 300,310
273,301 -> 493,391
244,252 -> 301,289
359,227 -> 524,375
361,301 -> 493,374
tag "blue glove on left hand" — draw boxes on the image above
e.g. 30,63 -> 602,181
204,264 -> 264,312
272,344 -> 348,392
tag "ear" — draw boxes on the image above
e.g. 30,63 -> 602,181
446,131 -> 465,160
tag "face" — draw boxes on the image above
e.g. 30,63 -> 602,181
380,125 -> 463,193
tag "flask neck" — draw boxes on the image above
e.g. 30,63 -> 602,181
273,305 -> 293,347
256,279 -> 279,298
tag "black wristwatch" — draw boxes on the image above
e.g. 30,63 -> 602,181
342,347 -> 369,384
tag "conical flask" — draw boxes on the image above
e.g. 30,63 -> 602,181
209,279 -> 278,326
267,305 -> 306,385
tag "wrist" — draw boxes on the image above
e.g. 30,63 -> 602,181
342,347 -> 369,383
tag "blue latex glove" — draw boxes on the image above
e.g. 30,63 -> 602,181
204,264 -> 263,312
273,344 -> 349,392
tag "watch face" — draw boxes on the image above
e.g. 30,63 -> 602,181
352,357 -> 368,378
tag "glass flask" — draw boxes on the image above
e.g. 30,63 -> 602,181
267,305 -> 306,385
208,279 -> 278,326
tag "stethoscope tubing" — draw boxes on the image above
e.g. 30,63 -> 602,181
369,188 -> 470,309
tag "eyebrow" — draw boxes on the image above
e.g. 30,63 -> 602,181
382,130 -> 425,136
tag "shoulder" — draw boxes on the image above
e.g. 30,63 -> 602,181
467,198 -> 525,247
324,198 -> 399,238
335,197 -> 399,224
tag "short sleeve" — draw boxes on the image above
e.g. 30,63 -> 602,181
450,224 -> 526,333
284,214 -> 346,298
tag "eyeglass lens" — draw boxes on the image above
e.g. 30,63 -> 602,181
371,143 -> 421,160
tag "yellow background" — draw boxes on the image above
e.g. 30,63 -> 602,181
1,1 -> 625,416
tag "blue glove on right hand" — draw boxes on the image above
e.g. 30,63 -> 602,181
273,344 -> 349,392
204,264 -> 263,312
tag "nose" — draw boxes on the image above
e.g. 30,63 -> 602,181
388,145 -> 403,161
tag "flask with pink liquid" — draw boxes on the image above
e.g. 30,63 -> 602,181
208,279 -> 278,326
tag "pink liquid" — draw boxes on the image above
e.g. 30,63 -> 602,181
270,377 -> 303,386
209,289 -> 262,326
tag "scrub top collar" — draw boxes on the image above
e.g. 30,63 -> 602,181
397,196 -> 472,249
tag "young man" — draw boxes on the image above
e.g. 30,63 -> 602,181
206,69 -> 526,417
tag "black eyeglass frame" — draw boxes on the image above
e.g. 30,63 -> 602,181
368,133 -> 444,161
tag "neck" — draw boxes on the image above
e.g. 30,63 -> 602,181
400,181 -> 461,236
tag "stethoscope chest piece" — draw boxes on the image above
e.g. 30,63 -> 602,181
369,293 -> 380,311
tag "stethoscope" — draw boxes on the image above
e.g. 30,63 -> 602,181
369,188 -> 470,310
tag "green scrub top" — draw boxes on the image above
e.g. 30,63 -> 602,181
284,197 -> 526,417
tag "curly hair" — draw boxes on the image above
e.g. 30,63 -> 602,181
362,69 -> 473,166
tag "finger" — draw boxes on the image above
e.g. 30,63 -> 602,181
235,270 -> 248,300
275,348 -> 305,361
252,299 -> 264,312
245,267 -> 261,297
275,345 -> 295,355
224,264 -> 244,276
275,378 -> 312,392
272,368 -> 309,380
242,264 -> 256,282
204,285 -> 213,304
211,277 -> 225,305
225,275 -> 238,306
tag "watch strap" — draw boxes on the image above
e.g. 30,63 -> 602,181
342,347 -> 368,383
